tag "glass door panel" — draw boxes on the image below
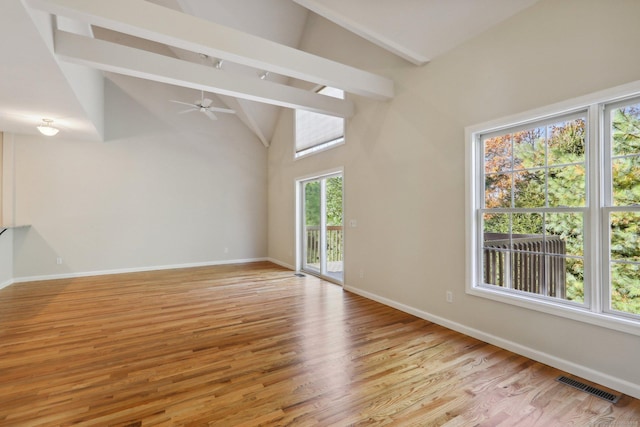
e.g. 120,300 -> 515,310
325,175 -> 343,282
301,173 -> 343,283
303,180 -> 321,273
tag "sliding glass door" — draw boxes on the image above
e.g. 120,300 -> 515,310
300,173 -> 343,283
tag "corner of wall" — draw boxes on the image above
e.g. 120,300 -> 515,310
0,228 -> 14,288
0,132 -> 15,288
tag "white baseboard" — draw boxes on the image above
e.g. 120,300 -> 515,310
12,257 -> 268,284
344,284 -> 640,400
0,279 -> 14,290
266,257 -> 295,271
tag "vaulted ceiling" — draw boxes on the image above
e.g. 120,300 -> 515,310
0,0 -> 539,144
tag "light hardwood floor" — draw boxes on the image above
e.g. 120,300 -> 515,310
0,262 -> 638,426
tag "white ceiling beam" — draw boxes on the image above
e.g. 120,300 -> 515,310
293,0 -> 428,66
54,30 -> 355,118
26,0 -> 394,100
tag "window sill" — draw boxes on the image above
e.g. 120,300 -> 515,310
466,285 -> 640,337
294,138 -> 345,160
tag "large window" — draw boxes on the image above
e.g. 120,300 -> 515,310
467,85 -> 640,332
295,87 -> 345,158
481,112 -> 587,304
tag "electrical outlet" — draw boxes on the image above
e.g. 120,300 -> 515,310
359,269 -> 364,279
446,291 -> 453,303
56,257 -> 63,265
224,247 -> 229,254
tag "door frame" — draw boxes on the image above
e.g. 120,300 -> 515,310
295,167 -> 344,285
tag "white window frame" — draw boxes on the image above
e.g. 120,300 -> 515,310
294,87 -> 346,160
465,80 -> 640,336
602,97 -> 640,320
295,167 -> 345,286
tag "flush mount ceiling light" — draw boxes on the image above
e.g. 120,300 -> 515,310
37,118 -> 59,136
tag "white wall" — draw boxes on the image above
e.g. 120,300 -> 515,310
11,77 -> 267,280
268,0 -> 640,397
0,229 -> 11,288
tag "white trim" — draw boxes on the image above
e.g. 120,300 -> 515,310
294,137 -> 345,160
465,80 -> 640,137
294,177 -> 302,273
466,286 -> 640,336
588,103 -> 603,315
266,257 -> 295,271
12,257 -> 268,284
0,279 -> 14,290
344,284 -> 640,400
465,125 -> 480,318
294,166 -> 345,184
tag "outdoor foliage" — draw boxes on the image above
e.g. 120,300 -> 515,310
610,105 -> 640,314
304,177 -> 344,264
483,105 -> 640,315
304,181 -> 321,226
326,176 -> 343,226
304,177 -> 343,226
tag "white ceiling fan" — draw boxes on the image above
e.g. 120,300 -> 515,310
171,91 -> 235,120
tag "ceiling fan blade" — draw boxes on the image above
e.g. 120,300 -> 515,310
203,110 -> 217,120
201,98 -> 213,108
171,100 -> 197,108
208,107 -> 236,114
178,108 -> 197,114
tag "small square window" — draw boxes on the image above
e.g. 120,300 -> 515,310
295,87 -> 345,158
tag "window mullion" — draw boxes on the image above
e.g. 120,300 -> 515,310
477,133 -> 486,286
588,104 -> 603,313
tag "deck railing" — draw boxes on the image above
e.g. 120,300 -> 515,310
303,229 -> 566,297
484,233 -> 566,298
305,226 -> 344,264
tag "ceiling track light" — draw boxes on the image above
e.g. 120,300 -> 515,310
258,71 -> 270,80
200,53 -> 223,70
37,118 -> 59,136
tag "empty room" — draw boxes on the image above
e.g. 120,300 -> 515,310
1,0 -> 639,425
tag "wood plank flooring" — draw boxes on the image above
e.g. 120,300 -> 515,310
0,261 -> 638,426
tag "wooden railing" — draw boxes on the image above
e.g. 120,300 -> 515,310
484,233 -> 566,298
305,226 -> 343,264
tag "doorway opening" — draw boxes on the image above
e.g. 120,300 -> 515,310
298,172 -> 344,284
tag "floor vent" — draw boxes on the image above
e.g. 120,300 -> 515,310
556,376 -> 621,403
294,273 -> 306,277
